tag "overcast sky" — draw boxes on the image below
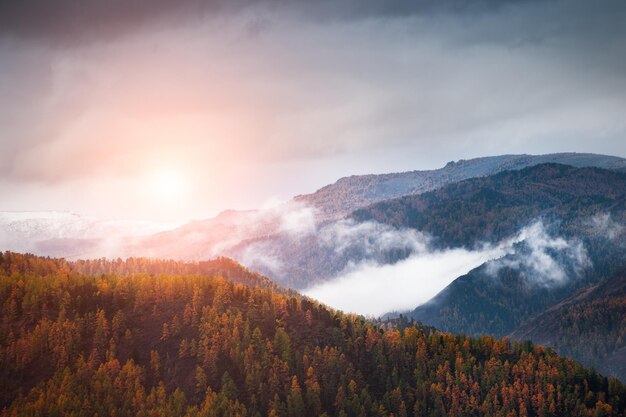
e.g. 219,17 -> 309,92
1,0 -> 625,222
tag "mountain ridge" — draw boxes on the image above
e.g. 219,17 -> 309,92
3,152 -> 625,268
295,152 -> 626,220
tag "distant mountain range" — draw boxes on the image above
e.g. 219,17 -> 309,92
352,163 -> 626,248
133,152 -> 626,288
295,152 -> 626,220
4,152 -> 624,265
0,211 -> 174,259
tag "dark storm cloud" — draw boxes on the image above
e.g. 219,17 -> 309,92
0,0 -> 223,43
0,0 -> 540,43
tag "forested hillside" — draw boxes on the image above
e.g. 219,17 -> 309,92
352,163 -> 626,248
510,268 -> 626,381
1,252 -> 625,416
296,153 -> 626,221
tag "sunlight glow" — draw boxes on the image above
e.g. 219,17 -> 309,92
148,169 -> 189,200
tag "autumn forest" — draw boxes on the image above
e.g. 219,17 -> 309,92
1,252 -> 624,417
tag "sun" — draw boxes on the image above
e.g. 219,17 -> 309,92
148,168 -> 189,200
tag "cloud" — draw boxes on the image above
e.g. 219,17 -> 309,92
586,213 -> 625,241
229,215 -> 433,287
320,219 -> 429,255
278,203 -> 317,236
304,244 -> 507,317
237,240 -> 285,275
487,221 -> 590,285
0,1 -> 556,43
304,220 -> 591,317
302,218 -> 514,316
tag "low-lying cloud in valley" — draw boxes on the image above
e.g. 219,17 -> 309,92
0,203 -> 604,319
304,220 -> 592,317
587,213 -> 625,241
304,244 -> 508,317
487,221 -> 590,286
319,219 -> 429,255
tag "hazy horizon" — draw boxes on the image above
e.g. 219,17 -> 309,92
2,152 -> 624,225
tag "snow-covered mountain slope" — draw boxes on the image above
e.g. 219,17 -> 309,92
0,211 -> 175,259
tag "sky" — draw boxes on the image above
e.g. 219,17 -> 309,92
1,0 -> 626,223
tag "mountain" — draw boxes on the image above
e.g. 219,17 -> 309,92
351,163 -> 626,248
135,209 -> 283,260
2,153 -> 625,290
295,152 -> 626,221
509,267 -> 626,381
196,154 -> 626,288
0,211 -> 174,259
1,251 -> 625,416
348,163 -> 626,335
346,164 -> 626,376
227,162 -> 626,291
